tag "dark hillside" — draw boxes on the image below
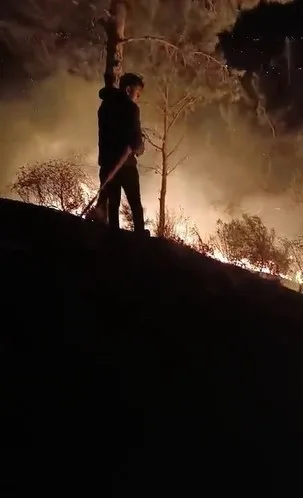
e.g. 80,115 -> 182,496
1,199 -> 303,497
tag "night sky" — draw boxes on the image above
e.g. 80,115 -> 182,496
221,0 -> 303,125
222,0 -> 303,70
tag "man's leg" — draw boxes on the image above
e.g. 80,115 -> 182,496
121,166 -> 145,232
94,168 -> 121,227
107,179 -> 122,230
93,169 -> 108,222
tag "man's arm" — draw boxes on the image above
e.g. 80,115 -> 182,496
128,105 -> 145,156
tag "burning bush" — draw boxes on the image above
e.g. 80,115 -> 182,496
285,236 -> 303,284
11,158 -> 96,214
209,214 -> 291,276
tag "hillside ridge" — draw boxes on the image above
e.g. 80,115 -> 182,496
1,198 -> 303,496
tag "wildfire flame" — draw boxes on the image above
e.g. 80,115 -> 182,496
174,221 -> 303,286
213,249 -> 303,284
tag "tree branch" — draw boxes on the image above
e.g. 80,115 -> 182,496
193,51 -> 227,69
168,156 -> 188,175
121,36 -> 178,52
143,126 -> 162,141
121,36 -> 187,64
143,131 -> 162,152
121,38 -> 225,70
141,165 -> 160,174
167,135 -> 185,159
170,93 -> 192,113
156,79 -> 169,106
167,97 -> 199,132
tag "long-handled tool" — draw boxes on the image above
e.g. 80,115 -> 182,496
81,146 -> 132,219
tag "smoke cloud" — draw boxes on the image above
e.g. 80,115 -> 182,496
0,72 -> 100,186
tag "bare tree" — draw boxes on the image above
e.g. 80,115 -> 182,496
144,86 -> 197,235
142,40 -> 231,236
209,214 -> 291,275
11,158 -> 95,214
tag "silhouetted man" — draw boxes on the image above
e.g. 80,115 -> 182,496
96,73 -> 145,232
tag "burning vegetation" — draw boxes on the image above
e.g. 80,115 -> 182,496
10,158 -> 303,289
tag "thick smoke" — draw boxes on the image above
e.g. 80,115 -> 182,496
0,72 -> 100,186
0,0 -> 301,238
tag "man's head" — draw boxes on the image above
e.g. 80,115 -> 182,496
120,73 -> 144,104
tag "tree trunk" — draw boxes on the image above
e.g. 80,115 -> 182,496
104,1 -> 127,88
158,98 -> 168,237
159,148 -> 168,237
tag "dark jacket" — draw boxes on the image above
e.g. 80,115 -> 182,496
98,87 -> 144,171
